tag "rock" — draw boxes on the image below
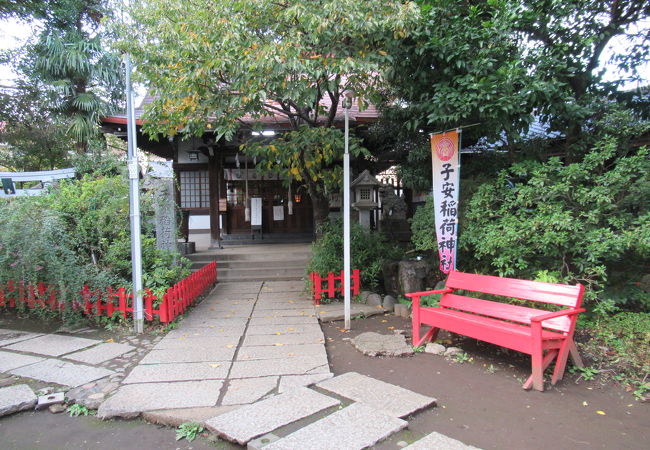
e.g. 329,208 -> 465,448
382,295 -> 396,312
352,332 -> 414,357
359,291 -> 373,303
101,382 -> 120,393
82,382 -> 97,390
444,347 -> 463,357
48,404 -> 66,414
394,303 -> 410,318
397,441 -> 408,448
398,259 -> 432,295
36,392 -> 65,410
382,262 -> 400,296
0,384 -> 37,417
366,293 -> 382,307
425,343 -> 446,355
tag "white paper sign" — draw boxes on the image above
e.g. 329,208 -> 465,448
251,197 -> 263,227
273,205 -> 285,221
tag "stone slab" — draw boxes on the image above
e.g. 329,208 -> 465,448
404,432 -> 480,449
166,325 -> 246,338
205,387 -> 339,445
278,373 -> 333,393
139,346 -> 236,364
251,309 -> 315,317
254,303 -> 311,311
248,316 -> 318,326
352,332 -> 414,357
229,355 -> 329,379
316,303 -> 385,322
316,372 -> 436,418
242,333 -> 324,347
0,350 -> 44,372
65,342 -> 136,364
265,402 -> 408,450
10,359 -> 114,387
153,336 -> 239,350
221,376 -> 278,405
36,391 -> 65,410
143,405 -> 238,428
237,344 -> 327,362
0,329 -> 43,347
3,334 -> 99,357
0,384 -> 37,417
97,380 -> 223,418
179,317 -> 249,328
123,361 -> 231,384
245,324 -> 322,336
261,283 -> 304,292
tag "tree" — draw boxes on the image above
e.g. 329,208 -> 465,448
11,0 -> 124,152
0,83 -> 73,171
117,0 -> 418,226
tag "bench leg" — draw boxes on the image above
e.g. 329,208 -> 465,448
414,326 -> 439,347
523,350 -> 557,391
552,339 -> 582,384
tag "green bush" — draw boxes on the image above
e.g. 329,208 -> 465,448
0,174 -> 190,323
307,219 -> 402,291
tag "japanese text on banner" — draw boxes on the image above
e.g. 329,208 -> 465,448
431,131 -> 459,273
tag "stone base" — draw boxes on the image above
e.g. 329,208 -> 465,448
177,241 -> 196,255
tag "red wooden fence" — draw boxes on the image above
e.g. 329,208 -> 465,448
0,261 -> 217,324
309,269 -> 360,305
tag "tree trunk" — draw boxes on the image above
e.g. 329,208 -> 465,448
310,191 -> 330,239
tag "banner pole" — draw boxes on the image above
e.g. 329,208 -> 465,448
454,129 -> 462,271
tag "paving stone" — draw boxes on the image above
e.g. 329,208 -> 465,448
254,303 -> 311,311
3,334 -> 99,357
10,359 -> 114,387
65,342 -> 136,364
153,336 -> 240,350
221,376 -> 278,405
166,325 -> 246,338
404,432 -> 480,449
248,433 -> 281,450
352,332 -> 414,357
123,362 -> 231,384
0,329 -> 43,347
237,344 -> 327,362
251,309 -> 315,317
139,346 -> 236,364
265,403 -> 408,450
229,355 -> 329,379
261,282 -> 304,292
316,372 -> 436,418
143,405 -> 238,427
278,373 -> 333,393
242,333 -> 324,347
0,384 -> 37,417
316,303 -> 385,322
0,350 -> 44,372
205,386 -> 339,445
97,380 -> 223,418
245,324 -> 322,336
180,317 -> 249,328
248,316 -> 318,326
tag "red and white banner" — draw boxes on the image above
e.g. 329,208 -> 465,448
431,130 -> 460,273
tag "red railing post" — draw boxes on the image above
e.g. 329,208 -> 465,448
8,280 -> 15,308
352,269 -> 360,297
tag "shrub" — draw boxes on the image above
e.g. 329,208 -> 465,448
307,219 -> 402,291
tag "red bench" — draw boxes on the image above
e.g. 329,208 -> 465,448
406,271 -> 585,391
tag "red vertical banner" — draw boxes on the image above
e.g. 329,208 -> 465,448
431,130 -> 460,273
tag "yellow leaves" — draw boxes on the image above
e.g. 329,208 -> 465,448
378,50 -> 388,56
312,176 -> 318,182
104,338 -> 114,343
269,144 -> 277,153
291,167 -> 300,176
596,410 -> 606,415
209,363 -> 221,368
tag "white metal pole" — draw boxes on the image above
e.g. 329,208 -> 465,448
126,53 -> 144,334
343,98 -> 351,330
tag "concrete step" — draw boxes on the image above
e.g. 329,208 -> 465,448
187,252 -> 311,263
217,260 -> 307,270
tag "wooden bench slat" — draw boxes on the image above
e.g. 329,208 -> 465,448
420,308 -> 564,355
446,271 -> 583,308
440,294 -> 572,333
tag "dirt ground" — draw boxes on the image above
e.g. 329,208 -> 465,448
321,313 -> 650,450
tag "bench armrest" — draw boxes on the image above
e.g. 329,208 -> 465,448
531,308 -> 586,323
405,288 -> 453,299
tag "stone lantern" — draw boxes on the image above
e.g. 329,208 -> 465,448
351,169 -> 381,229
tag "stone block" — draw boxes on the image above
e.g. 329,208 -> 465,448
248,433 -> 280,450
237,344 -> 326,362
229,355 -> 329,379
264,403 -> 408,450
0,329 -> 43,347
36,391 -> 65,410
10,359 -> 114,387
316,372 -> 436,418
0,384 -> 37,417
221,377 -> 278,405
278,373 -> 333,393
242,333 -> 324,347
352,332 -> 414,357
382,295 -> 396,312
205,387 -> 340,445
0,350 -> 44,372
142,405 -> 238,428
97,380 -> 223,418
4,334 -> 99,357
65,342 -> 136,364
123,362 -> 231,384
367,293 -> 383,306
245,324 -> 322,336
394,303 -> 410,318
404,431 -> 480,449
139,346 -> 236,364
